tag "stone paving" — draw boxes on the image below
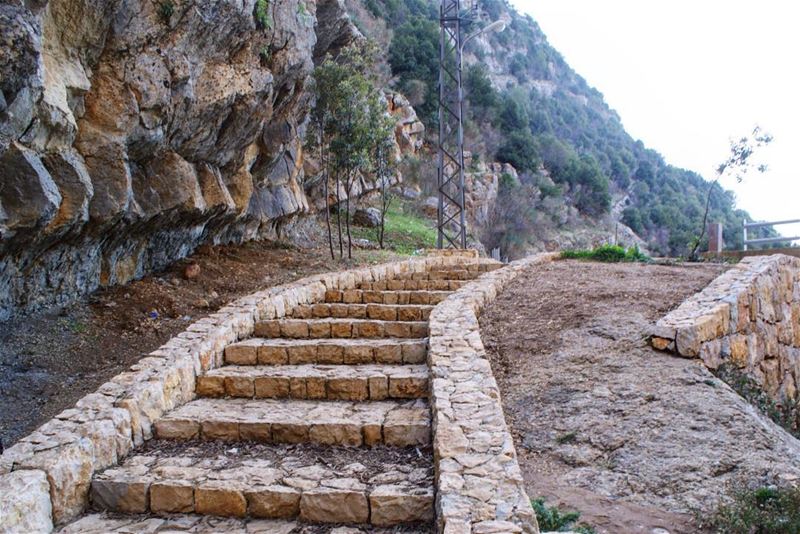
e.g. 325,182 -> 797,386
90,450 -> 433,523
58,514 -> 432,533
198,364 -> 429,401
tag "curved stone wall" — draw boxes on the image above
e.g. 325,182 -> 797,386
428,252 -> 557,534
652,254 -> 800,401
0,251 -> 479,532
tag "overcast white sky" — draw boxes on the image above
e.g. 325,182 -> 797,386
511,0 -> 800,242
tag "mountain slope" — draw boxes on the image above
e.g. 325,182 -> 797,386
351,0 -> 754,257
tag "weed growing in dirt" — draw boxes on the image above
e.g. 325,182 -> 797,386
532,498 -> 596,533
555,431 -> 577,444
699,481 -> 800,533
561,244 -> 650,263
714,364 -> 800,437
158,0 -> 174,23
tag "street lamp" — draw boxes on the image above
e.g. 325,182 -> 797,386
461,19 -> 506,54
436,0 -> 506,250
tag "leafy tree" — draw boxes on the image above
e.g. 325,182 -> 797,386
388,17 -> 440,123
311,42 -> 396,259
496,90 -> 530,132
561,155 -> 611,217
464,65 -> 498,119
497,130 -> 538,173
688,126 -> 773,260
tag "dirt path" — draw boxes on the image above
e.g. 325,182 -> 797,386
0,242 -> 403,447
480,260 -> 800,534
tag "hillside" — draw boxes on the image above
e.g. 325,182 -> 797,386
349,0 -> 756,257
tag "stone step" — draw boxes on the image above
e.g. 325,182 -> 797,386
438,262 -> 504,274
60,515 -> 433,533
324,289 -> 452,305
154,398 -> 430,447
290,303 -> 434,321
392,269 -> 478,281
197,364 -> 428,401
225,338 -> 428,366
88,442 -> 433,526
61,513 -> 433,534
357,279 -> 467,291
254,318 -> 428,339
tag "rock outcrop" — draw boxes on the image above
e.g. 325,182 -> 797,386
0,0 -> 421,320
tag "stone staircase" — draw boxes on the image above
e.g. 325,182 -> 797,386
62,264 -> 498,533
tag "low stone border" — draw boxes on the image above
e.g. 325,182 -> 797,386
652,254 -> 800,400
0,249 -> 487,533
429,252 -> 557,534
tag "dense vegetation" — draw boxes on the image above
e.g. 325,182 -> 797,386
700,483 -> 800,533
357,0 -> 766,257
561,244 -> 650,263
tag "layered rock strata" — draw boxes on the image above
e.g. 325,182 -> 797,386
652,254 -> 800,402
0,0 -> 424,320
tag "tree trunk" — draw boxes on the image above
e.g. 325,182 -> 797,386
320,133 -> 334,260
690,179 -> 718,261
345,169 -> 353,259
335,171 -> 343,258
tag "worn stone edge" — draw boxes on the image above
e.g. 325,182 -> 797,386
0,250 -> 489,532
429,252 -> 558,534
650,254 -> 800,358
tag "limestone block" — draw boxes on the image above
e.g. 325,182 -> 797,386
196,376 -> 225,397
676,312 -> 724,357
195,484 -> 247,517
299,488 -> 369,523
699,339 -> 724,369
246,486 -> 301,518
225,343 -> 258,365
260,346 -> 289,365
154,419 -> 200,440
369,485 -> 434,526
0,470 -> 53,533
150,481 -> 194,513
472,520 -> 524,533
201,421 -> 240,441
91,479 -> 149,513
308,423 -> 363,446
19,438 -> 94,524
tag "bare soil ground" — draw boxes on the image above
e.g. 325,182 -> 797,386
480,260 -> 800,534
0,242 -> 404,448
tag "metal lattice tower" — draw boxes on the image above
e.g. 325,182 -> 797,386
437,0 -> 477,249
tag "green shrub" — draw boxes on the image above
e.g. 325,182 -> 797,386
701,482 -> 800,533
532,498 -> 596,533
254,0 -> 272,30
158,0 -> 174,23
561,244 -> 650,263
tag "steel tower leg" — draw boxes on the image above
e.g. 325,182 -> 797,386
437,0 -> 468,249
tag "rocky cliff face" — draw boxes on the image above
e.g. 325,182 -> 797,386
0,0 -> 420,320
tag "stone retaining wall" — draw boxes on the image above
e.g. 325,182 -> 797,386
429,252 -> 557,534
651,254 -> 800,401
0,250 -> 487,533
